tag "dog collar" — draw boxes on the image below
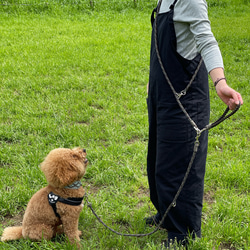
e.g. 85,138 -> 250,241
64,180 -> 82,189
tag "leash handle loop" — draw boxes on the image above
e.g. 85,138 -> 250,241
205,103 -> 241,131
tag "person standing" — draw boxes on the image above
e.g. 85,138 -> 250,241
146,0 -> 243,247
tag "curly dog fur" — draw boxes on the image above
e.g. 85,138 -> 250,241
1,147 -> 88,248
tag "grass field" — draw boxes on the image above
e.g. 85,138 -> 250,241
0,0 -> 249,249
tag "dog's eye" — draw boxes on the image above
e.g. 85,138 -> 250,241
73,154 -> 79,159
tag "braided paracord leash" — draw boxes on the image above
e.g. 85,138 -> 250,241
84,0 -> 241,237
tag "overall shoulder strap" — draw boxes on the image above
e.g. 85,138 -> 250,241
151,0 -> 178,27
170,0 -> 178,10
151,7 -> 157,27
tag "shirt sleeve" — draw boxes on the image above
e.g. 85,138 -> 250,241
176,0 -> 224,72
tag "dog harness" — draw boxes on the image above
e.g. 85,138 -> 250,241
48,192 -> 84,218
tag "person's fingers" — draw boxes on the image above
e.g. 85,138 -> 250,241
232,91 -> 240,105
228,99 -> 237,110
228,91 -> 243,110
237,92 -> 243,105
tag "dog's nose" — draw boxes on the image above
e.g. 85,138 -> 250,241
83,149 -> 86,153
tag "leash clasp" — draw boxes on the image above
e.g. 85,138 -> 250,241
84,193 -> 92,208
175,90 -> 186,99
194,127 -> 201,153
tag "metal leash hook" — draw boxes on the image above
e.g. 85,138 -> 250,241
84,193 -> 91,207
175,90 -> 186,99
194,129 -> 201,153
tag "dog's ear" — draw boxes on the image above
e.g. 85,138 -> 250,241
40,148 -> 83,188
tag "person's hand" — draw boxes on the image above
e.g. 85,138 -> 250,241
215,81 -> 243,110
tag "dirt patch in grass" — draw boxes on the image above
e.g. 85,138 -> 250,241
83,183 -> 101,194
1,211 -> 24,227
137,186 -> 149,198
126,136 -> 141,144
217,242 -> 237,250
204,190 -> 215,205
136,186 -> 150,209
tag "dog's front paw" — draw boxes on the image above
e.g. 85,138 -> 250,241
78,230 -> 82,237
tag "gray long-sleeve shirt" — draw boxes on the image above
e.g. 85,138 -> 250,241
159,0 -> 224,73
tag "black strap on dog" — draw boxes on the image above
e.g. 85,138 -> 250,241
48,192 -> 83,218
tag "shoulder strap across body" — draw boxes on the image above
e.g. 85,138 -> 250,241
151,0 -> 178,27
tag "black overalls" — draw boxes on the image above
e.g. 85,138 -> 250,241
147,0 -> 210,243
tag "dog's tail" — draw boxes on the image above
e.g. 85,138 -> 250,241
1,226 -> 23,241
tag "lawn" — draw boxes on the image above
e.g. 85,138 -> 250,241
0,0 -> 249,249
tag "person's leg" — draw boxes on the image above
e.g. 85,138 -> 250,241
147,91 -> 161,215
155,101 -> 209,245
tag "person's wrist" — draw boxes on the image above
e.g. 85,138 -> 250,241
214,77 -> 226,87
214,80 -> 228,97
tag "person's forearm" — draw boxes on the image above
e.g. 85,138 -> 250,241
209,67 -> 227,86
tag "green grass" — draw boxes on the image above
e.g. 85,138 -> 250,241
0,0 -> 249,249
